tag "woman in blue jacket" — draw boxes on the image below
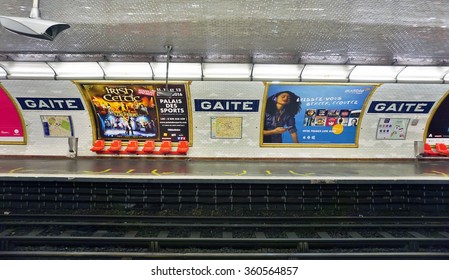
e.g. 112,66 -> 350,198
263,91 -> 301,143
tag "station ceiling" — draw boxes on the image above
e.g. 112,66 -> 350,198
0,0 -> 449,65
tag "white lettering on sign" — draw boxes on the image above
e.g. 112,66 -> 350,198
17,98 -> 84,110
368,101 -> 434,114
196,100 -> 259,112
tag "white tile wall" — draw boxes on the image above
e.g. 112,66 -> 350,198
1,80 -> 448,159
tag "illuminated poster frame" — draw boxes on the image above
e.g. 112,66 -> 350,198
425,90 -> 449,145
0,84 -> 26,144
74,81 -> 192,143
260,82 -> 379,147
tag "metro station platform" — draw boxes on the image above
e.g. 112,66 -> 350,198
0,156 -> 448,184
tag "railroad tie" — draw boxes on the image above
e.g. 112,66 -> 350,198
60,230 -> 75,236
189,231 -> 201,238
0,229 -> 15,236
26,229 -> 45,236
438,231 -> 449,238
222,231 -> 233,238
348,231 -> 363,238
255,232 -> 266,239
317,231 -> 331,238
378,231 -> 394,238
408,231 -> 426,238
124,230 -> 138,237
93,230 -> 108,237
157,231 -> 169,238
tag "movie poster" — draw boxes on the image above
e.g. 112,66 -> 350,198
261,83 -> 378,147
0,84 -> 26,144
75,81 -> 191,142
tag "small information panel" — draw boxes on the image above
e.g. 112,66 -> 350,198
41,115 -> 74,137
211,117 -> 242,139
376,118 -> 410,140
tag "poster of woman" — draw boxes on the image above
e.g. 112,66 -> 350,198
261,83 -> 378,147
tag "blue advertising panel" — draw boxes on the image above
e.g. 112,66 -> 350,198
261,83 -> 378,146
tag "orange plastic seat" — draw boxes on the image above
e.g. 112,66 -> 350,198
159,140 -> 172,154
125,140 -> 139,153
90,139 -> 105,152
435,143 -> 449,156
176,141 -> 189,154
142,140 -> 155,153
107,140 -> 122,152
423,143 -> 439,156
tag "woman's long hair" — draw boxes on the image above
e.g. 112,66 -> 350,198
265,91 -> 301,116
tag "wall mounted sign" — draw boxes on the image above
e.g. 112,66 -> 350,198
75,81 -> 192,142
195,99 -> 259,112
368,101 -> 434,113
16,98 -> 84,110
261,82 -> 379,147
0,84 -> 26,144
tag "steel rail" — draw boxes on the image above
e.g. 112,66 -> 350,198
1,236 -> 447,248
1,214 -> 448,224
1,251 -> 449,260
1,221 -> 448,228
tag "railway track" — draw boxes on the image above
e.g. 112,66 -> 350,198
0,214 -> 448,259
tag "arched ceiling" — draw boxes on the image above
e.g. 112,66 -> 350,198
1,0 -> 449,65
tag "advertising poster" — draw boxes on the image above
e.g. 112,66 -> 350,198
376,118 -> 410,140
75,81 -> 191,142
426,92 -> 449,144
0,84 -> 26,144
261,83 -> 378,147
41,115 -> 74,137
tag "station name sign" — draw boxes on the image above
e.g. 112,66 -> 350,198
194,99 -> 259,112
367,101 -> 434,113
16,98 -> 85,110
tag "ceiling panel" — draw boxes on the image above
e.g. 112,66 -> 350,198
0,0 -> 448,65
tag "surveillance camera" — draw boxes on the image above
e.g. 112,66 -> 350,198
0,16 -> 70,41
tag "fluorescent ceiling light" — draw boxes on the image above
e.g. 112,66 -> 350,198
396,66 -> 449,83
349,65 -> 405,83
444,72 -> 449,84
301,65 -> 355,82
0,61 -> 55,79
47,62 -> 104,80
252,64 -> 304,81
99,62 -> 153,80
0,65 -> 6,79
202,63 -> 252,81
150,62 -> 202,80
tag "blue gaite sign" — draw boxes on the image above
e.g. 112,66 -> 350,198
367,101 -> 434,113
17,98 -> 85,110
195,99 -> 259,112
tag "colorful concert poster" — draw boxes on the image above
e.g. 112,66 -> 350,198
261,83 -> 378,147
75,81 -> 191,142
0,84 -> 26,144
